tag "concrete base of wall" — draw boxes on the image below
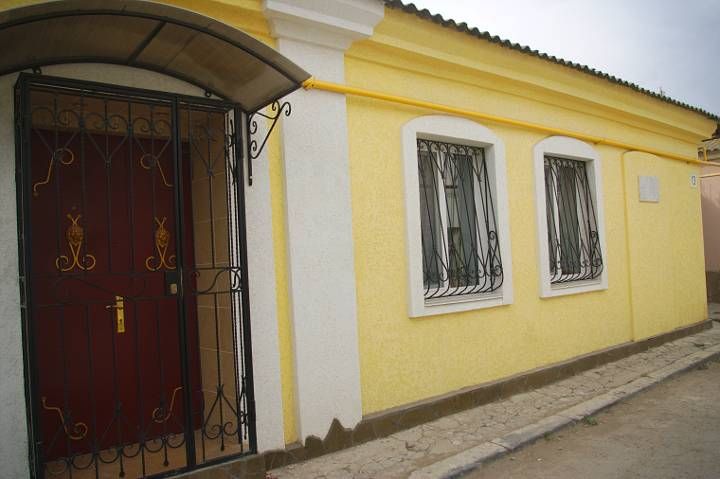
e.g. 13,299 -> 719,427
262,319 -> 711,473
706,271 -> 720,302
176,319 -> 712,479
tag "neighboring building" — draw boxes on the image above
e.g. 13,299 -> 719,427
0,1 -> 717,478
701,137 -> 720,162
700,135 -> 720,301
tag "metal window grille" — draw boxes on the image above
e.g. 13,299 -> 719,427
417,138 -> 503,300
544,155 -> 603,284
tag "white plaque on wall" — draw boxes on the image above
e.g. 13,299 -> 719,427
638,175 -> 659,202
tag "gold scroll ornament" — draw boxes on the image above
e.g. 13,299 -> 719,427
151,386 -> 183,424
41,396 -> 88,441
145,216 -> 176,271
140,153 -> 173,188
56,214 -> 96,272
33,148 -> 75,197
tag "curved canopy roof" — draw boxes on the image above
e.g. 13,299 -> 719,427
0,0 -> 310,111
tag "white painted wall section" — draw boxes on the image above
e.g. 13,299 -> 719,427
242,114 -> 286,452
0,70 -> 28,479
264,0 -> 384,440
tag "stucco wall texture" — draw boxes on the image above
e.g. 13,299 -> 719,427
0,1 -> 716,466
345,9 -> 713,416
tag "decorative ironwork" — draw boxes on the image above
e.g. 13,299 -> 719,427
41,397 -> 88,441
417,138 -> 503,300
140,153 -> 174,188
19,75 -> 255,479
33,147 -> 74,197
145,216 -> 176,271
152,386 -> 182,423
56,213 -> 96,272
187,102 -> 252,459
246,100 -> 291,185
544,155 -> 603,284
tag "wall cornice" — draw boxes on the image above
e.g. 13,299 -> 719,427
264,0 -> 383,50
350,10 -> 715,146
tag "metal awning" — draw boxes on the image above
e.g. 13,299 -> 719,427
0,0 -> 310,112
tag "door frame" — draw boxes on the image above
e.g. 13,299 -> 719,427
14,72 -> 257,478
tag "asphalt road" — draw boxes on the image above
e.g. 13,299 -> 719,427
464,359 -> 720,479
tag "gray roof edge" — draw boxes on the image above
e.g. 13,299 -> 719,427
383,0 -> 720,123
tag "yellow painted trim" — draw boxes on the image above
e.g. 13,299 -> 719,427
302,77 -> 717,168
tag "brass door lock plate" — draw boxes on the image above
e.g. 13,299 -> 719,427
105,295 -> 125,333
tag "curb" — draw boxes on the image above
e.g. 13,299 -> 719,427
409,343 -> 720,479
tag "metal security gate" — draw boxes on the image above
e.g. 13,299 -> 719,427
15,74 -> 256,479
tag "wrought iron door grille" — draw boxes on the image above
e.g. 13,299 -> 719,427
543,155 -> 603,284
15,74 -> 256,479
417,138 -> 503,300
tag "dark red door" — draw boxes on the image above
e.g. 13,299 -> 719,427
29,119 -> 200,462
22,80 -> 254,478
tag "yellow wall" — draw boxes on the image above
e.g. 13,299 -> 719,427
345,9 -> 713,415
623,152 -> 707,339
2,0 -> 714,446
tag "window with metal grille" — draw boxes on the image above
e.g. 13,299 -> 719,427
417,138 -> 503,300
543,155 -> 603,284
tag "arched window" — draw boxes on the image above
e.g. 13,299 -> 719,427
533,136 -> 608,297
402,116 -> 513,317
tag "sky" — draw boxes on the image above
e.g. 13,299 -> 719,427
408,0 -> 720,118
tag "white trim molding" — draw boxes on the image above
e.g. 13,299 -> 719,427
264,0 -> 384,51
265,0 -> 383,440
533,136 -> 608,298
402,115 -> 513,318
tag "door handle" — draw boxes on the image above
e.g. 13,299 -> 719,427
105,295 -> 125,333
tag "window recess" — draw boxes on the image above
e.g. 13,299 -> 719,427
417,138 -> 503,301
543,155 -> 603,284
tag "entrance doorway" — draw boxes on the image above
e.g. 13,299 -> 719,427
16,75 -> 255,478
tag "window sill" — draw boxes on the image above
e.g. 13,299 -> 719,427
540,278 -> 607,298
412,291 -> 509,318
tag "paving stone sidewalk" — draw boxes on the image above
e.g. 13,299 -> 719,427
272,323 -> 720,479
709,302 -> 720,321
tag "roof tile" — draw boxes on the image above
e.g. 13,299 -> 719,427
384,0 -> 720,121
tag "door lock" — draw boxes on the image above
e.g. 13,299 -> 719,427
105,295 -> 125,333
165,271 -> 179,296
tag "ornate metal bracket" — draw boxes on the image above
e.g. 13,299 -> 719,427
246,100 -> 291,186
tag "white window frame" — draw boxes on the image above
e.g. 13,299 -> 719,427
533,136 -> 608,298
403,115 -> 513,318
